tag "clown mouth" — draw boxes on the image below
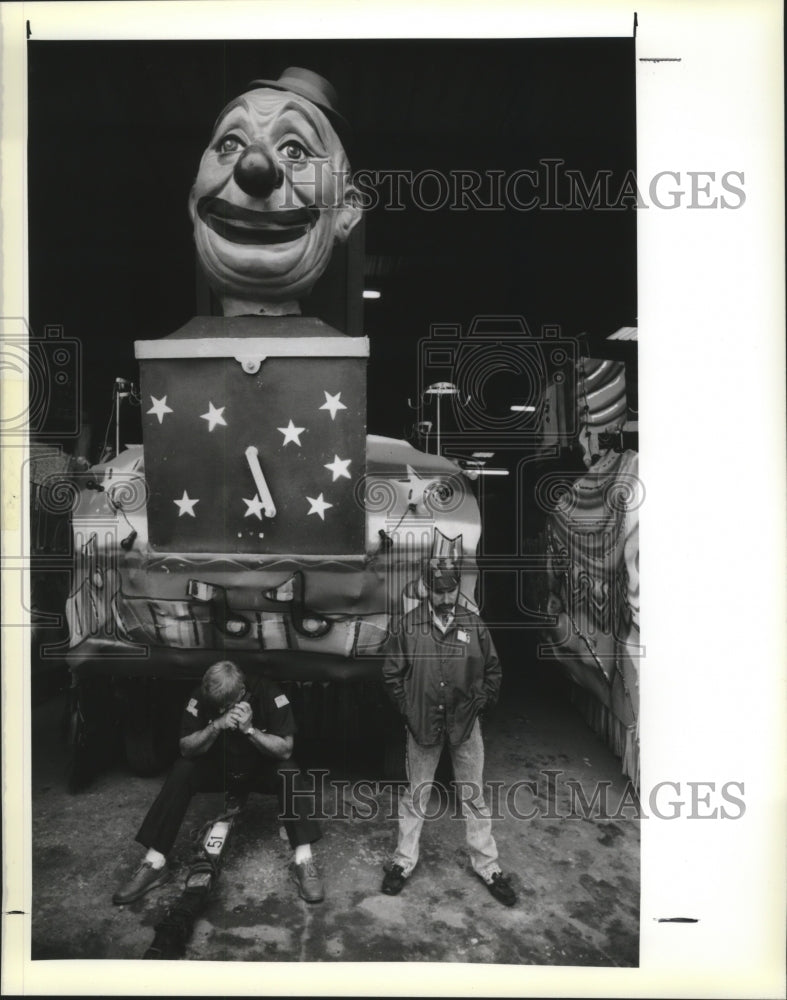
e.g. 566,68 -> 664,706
197,197 -> 319,245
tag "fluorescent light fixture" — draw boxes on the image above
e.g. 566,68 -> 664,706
472,451 -> 494,459
510,404 -> 536,412
476,468 -> 509,476
607,326 -> 638,341
363,289 -> 381,300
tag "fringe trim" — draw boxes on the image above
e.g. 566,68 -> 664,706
569,685 -> 639,789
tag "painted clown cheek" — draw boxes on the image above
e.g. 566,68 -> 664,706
191,155 -> 344,301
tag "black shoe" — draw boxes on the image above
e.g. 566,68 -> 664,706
479,870 -> 517,907
113,860 -> 172,905
381,863 -> 407,895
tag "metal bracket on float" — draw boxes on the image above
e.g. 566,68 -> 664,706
234,355 -> 267,375
187,579 -> 251,639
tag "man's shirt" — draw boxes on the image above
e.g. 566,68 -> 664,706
179,677 -> 296,772
382,603 -> 502,747
431,608 -> 455,634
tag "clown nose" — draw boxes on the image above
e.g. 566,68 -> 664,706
233,145 -> 284,198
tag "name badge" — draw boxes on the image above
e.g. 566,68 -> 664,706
456,629 -> 470,644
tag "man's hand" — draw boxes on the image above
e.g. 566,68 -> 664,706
212,708 -> 238,732
181,703 -> 237,758
227,701 -> 253,732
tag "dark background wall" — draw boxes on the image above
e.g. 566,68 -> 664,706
28,37 -> 636,452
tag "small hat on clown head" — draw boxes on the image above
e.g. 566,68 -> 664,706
248,67 -> 352,149
423,559 -> 462,594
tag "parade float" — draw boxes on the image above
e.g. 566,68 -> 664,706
541,351 -> 641,783
63,69 -> 481,780
59,66 -> 640,788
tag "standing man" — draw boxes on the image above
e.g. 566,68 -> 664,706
113,660 -> 324,905
381,561 -> 517,906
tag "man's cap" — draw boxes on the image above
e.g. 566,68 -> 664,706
423,560 -> 461,593
248,67 -> 351,150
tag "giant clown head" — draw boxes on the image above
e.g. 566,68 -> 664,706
189,67 -> 362,316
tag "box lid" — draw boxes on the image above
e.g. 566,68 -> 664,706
135,315 -> 369,360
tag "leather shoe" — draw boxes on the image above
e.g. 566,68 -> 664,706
289,860 -> 325,903
479,870 -> 517,907
113,860 -> 172,905
381,863 -> 407,895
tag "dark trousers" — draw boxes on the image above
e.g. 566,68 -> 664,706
135,754 -> 321,856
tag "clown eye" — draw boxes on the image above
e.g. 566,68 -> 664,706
216,133 -> 245,155
280,141 -> 309,161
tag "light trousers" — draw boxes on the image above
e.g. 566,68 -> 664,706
392,719 -> 499,877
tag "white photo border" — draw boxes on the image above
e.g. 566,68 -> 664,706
1,1 -> 785,996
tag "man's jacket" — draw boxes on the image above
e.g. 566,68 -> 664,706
382,603 -> 502,747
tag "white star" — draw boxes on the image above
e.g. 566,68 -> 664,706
324,454 -> 352,481
242,494 -> 265,520
306,493 -> 333,520
174,490 -> 199,517
404,464 -> 428,506
278,419 -> 306,446
319,391 -> 347,420
200,401 -> 227,432
147,395 -> 173,424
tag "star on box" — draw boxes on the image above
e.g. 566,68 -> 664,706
200,401 -> 227,431
306,493 -> 333,520
174,490 -> 199,517
319,391 -> 347,420
147,395 -> 173,423
278,420 -> 305,446
135,316 -> 368,555
324,455 -> 352,481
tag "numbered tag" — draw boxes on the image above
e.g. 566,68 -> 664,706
456,629 -> 470,644
203,819 -> 230,856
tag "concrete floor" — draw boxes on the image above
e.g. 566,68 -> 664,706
30,665 -> 639,965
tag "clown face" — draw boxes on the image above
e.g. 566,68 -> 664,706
189,89 -> 361,312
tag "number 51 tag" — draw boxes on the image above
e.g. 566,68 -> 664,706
203,819 -> 230,856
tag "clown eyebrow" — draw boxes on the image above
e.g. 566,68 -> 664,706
270,100 -> 331,153
208,94 -> 335,156
210,97 -> 252,139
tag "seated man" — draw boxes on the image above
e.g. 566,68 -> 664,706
113,659 -> 323,905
